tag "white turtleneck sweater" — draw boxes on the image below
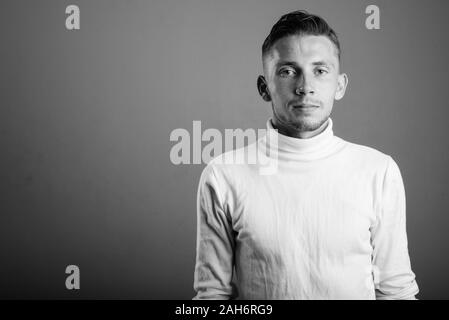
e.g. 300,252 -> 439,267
193,118 -> 419,300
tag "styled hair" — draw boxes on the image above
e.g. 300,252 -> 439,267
262,10 -> 341,62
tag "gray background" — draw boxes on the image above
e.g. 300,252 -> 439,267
1,0 -> 448,299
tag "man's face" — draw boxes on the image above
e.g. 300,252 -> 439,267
259,34 -> 348,136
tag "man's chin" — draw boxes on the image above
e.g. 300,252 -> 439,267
289,115 -> 328,132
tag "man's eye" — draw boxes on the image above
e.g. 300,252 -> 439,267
279,69 -> 296,76
315,68 -> 328,75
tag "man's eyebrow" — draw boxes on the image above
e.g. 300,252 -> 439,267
275,61 -> 298,68
312,61 -> 334,68
275,60 -> 335,68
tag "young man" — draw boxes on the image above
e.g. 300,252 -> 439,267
193,10 -> 419,299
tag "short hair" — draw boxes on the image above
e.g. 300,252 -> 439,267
262,10 -> 341,62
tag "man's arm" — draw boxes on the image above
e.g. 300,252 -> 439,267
370,156 -> 419,300
193,164 -> 237,300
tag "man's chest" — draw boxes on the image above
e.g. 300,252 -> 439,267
228,170 -> 377,258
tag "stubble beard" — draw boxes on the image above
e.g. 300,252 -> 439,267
272,104 -> 330,134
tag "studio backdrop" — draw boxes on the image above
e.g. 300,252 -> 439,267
1,0 -> 448,299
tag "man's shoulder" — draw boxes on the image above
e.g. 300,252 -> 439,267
200,142 -> 259,180
340,138 -> 393,167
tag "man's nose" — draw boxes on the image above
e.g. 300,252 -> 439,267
295,74 -> 315,95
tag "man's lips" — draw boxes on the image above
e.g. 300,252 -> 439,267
291,103 -> 319,109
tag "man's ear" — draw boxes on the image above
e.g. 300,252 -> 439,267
257,75 -> 271,102
335,73 -> 349,101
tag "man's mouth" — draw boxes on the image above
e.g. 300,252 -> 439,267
291,103 -> 319,109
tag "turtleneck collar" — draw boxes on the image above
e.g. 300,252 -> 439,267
259,117 -> 345,161
267,117 -> 334,152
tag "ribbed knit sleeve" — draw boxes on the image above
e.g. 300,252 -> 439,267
371,157 -> 419,300
193,164 -> 237,300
